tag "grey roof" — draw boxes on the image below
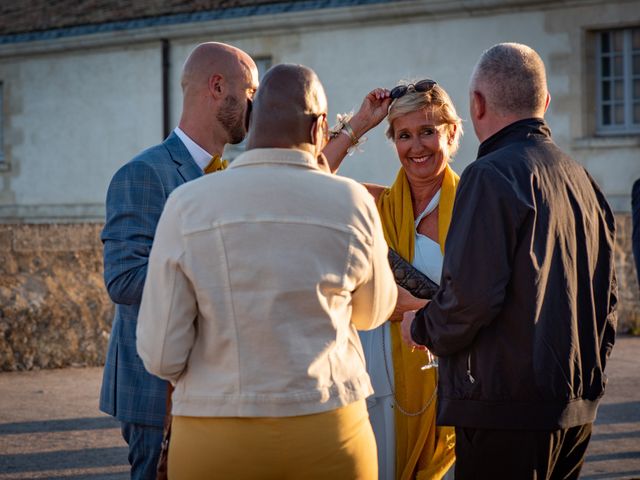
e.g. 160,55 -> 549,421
0,1 -> 285,36
0,0 -> 399,39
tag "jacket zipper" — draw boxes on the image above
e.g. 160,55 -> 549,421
466,353 -> 476,384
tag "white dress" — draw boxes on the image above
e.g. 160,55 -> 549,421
359,191 -> 444,480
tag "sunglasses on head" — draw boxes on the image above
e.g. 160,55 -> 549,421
390,79 -> 437,100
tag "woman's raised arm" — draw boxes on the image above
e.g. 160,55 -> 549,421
322,88 -> 392,173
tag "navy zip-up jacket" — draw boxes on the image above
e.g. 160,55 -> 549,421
412,118 -> 617,430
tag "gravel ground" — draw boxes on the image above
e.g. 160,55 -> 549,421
0,336 -> 638,479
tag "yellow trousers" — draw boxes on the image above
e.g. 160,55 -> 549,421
168,399 -> 377,480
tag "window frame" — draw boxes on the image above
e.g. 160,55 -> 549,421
596,27 -> 640,135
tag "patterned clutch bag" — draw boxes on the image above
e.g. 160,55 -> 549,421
387,248 -> 440,299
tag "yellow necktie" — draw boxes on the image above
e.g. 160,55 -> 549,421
203,155 -> 229,174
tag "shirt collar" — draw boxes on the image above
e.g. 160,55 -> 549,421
174,127 -> 214,172
229,148 -> 320,170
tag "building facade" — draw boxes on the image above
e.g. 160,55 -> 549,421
0,0 -> 638,369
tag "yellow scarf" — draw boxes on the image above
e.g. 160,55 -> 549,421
376,164 -> 459,480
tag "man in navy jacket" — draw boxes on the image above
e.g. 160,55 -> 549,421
403,43 -> 617,479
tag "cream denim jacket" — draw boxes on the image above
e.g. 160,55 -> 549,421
137,148 -> 397,418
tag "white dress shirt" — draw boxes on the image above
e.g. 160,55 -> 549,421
174,127 -> 212,172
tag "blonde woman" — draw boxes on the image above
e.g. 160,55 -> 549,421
324,80 -> 462,479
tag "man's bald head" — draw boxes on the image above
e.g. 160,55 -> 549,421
178,42 -> 258,154
246,64 -> 328,151
470,43 -> 548,118
181,42 -> 255,96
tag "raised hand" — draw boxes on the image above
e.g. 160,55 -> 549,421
322,88 -> 392,173
350,88 -> 392,137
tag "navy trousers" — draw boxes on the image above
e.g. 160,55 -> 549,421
121,422 -> 164,480
454,423 -> 592,480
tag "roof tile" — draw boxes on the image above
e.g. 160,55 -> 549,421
0,0 -> 285,36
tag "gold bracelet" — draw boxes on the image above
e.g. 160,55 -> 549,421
340,120 -> 359,146
330,112 -> 367,156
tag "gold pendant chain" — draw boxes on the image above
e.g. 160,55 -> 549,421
381,326 -> 437,417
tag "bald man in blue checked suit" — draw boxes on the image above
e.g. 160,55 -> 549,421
100,42 -> 258,479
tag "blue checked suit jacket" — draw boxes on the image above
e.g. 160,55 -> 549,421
100,132 -> 203,427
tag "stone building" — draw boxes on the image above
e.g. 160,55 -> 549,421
0,0 -> 638,370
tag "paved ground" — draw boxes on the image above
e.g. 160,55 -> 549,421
0,336 -> 638,479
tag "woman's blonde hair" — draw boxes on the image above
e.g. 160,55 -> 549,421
385,82 -> 463,158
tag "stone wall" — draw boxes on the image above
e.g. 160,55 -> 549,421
0,217 -> 638,372
615,213 -> 640,334
0,224 -> 113,371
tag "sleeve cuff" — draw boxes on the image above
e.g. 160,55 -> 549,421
411,305 -> 429,346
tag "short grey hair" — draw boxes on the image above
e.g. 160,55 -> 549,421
472,43 -> 547,117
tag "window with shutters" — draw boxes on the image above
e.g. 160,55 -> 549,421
596,27 -> 640,134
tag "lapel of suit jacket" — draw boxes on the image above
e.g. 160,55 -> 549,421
163,131 -> 204,183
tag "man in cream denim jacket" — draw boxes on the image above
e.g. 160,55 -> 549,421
136,64 -> 396,477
